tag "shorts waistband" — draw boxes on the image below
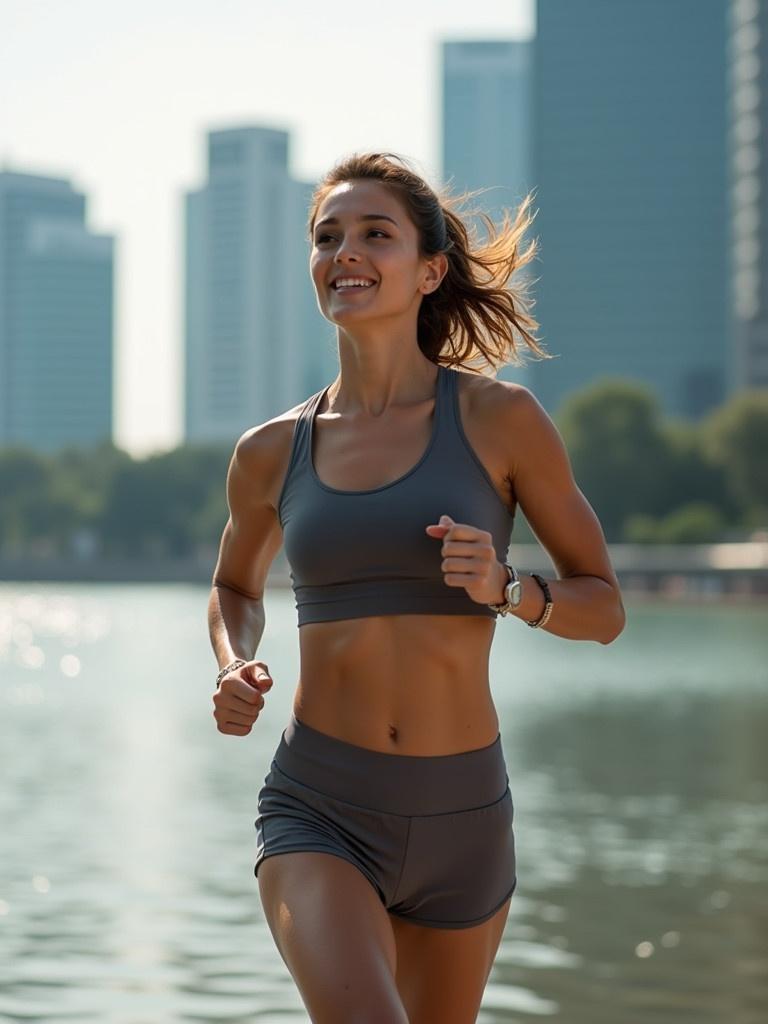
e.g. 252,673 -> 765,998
273,713 -> 508,816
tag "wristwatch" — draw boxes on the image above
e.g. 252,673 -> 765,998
488,561 -> 523,616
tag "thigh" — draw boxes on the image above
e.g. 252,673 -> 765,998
391,894 -> 512,1024
258,851 -> 409,1024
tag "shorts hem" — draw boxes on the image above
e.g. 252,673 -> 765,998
387,876 -> 518,930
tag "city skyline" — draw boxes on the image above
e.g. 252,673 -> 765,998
2,0 -> 534,456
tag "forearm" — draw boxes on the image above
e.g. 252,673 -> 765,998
208,583 -> 266,669
492,562 -> 625,644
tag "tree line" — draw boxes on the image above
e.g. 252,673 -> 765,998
0,379 -> 766,559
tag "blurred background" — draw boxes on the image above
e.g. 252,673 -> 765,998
1,0 -> 766,1021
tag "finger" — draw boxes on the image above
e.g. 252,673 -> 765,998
443,523 -> 491,540
444,573 -> 485,586
441,540 -> 493,557
441,556 -> 489,574
215,689 -> 263,715
219,722 -> 251,736
244,664 -> 273,691
438,522 -> 478,539
229,679 -> 266,705
222,707 -> 258,727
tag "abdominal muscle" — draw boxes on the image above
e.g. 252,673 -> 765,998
292,613 -> 500,756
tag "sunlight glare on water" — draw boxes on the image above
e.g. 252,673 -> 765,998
0,582 -> 766,1022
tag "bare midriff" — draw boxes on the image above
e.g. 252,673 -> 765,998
293,613 -> 500,756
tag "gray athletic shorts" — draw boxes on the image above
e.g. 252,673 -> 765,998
254,713 -> 517,930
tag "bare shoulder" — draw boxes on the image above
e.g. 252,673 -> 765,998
232,396 -> 309,511
494,379 -> 563,476
454,367 -> 533,416
210,394 -> 314,599
454,369 -> 546,468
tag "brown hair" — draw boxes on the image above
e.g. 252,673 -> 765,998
307,151 -> 552,374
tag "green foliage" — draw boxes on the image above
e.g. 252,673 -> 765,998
0,447 -> 57,554
0,439 -> 231,558
625,503 -> 726,544
556,378 -> 671,541
658,420 -> 733,515
101,443 -> 231,557
555,379 -> 767,543
700,391 -> 768,521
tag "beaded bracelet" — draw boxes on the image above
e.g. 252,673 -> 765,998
526,573 -> 553,629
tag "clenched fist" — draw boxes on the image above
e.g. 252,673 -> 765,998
425,513 -> 507,605
212,660 -> 273,736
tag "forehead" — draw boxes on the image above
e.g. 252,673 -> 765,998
315,179 -> 409,226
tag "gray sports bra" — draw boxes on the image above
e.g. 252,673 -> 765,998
278,363 -> 515,626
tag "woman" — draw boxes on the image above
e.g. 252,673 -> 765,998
209,152 -> 625,1023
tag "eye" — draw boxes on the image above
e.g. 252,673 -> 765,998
314,229 -> 389,244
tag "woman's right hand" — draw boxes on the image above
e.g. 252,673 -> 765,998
212,660 -> 273,736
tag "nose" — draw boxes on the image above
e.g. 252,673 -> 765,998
333,238 -> 362,264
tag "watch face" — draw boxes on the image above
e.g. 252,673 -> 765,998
505,580 -> 523,608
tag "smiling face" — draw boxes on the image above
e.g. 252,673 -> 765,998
309,179 -> 446,330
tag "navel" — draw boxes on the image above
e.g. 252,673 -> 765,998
388,723 -> 399,743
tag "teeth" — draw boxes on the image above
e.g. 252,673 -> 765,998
334,278 -> 374,289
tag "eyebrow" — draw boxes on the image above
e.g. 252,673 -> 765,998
314,213 -> 398,230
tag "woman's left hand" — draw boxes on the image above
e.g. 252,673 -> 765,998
425,513 -> 506,605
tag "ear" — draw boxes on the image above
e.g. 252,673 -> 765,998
420,252 -> 449,295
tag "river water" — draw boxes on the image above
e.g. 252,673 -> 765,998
0,582 -> 766,1022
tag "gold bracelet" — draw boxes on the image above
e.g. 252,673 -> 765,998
526,573 -> 553,628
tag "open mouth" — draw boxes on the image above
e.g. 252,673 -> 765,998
331,279 -> 377,291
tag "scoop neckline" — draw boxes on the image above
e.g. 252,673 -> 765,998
308,364 -> 446,496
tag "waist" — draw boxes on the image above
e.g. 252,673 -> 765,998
274,712 -> 508,815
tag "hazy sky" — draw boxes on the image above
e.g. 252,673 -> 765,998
3,0 -> 534,456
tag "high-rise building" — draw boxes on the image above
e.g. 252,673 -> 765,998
530,0 -> 729,419
442,40 -> 534,222
0,170 -> 114,450
441,40 -> 536,387
729,0 -> 768,391
184,126 -> 332,445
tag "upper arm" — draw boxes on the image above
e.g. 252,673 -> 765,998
503,385 -> 621,591
211,422 -> 288,601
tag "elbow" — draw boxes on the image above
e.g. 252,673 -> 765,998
599,595 -> 626,645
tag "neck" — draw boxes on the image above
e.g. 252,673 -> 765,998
328,351 -> 440,417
